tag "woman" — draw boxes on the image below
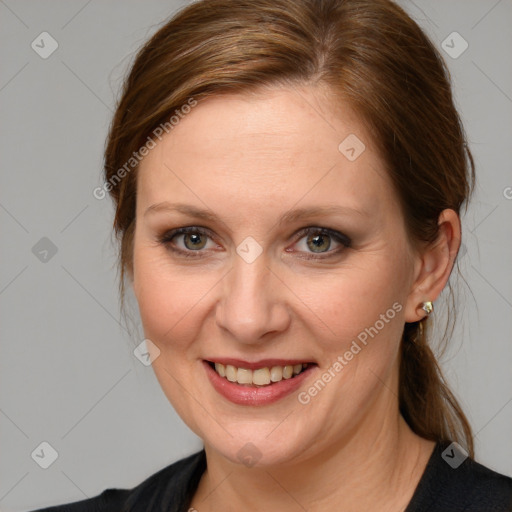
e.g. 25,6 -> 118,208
32,0 -> 512,510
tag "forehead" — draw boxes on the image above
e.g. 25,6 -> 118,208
136,86 -> 394,225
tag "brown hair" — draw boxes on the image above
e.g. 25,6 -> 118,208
104,0 -> 475,455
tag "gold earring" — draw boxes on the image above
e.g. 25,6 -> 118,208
421,301 -> 433,316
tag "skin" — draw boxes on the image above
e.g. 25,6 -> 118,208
131,85 -> 461,511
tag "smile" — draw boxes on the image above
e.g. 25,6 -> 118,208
209,361 -> 309,387
203,359 -> 318,406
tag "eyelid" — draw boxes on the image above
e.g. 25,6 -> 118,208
159,226 -> 214,240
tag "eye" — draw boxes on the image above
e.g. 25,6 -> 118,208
291,227 -> 351,259
158,226 -> 351,260
158,227 -> 217,257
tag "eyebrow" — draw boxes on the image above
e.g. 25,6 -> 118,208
144,202 -> 368,225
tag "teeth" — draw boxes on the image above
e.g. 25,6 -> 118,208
270,366 -> 283,382
237,368 -> 252,385
253,368 -> 270,385
282,365 -> 293,379
225,364 -> 237,382
212,362 -> 308,387
215,362 -> 226,377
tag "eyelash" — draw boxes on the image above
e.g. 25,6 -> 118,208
157,226 -> 351,260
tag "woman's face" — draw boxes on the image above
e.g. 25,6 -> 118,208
133,85 -> 420,466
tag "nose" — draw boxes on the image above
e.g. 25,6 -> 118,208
215,253 -> 291,345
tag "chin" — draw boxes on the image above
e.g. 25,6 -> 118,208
195,415 -> 320,468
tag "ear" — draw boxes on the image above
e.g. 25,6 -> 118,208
404,209 -> 461,322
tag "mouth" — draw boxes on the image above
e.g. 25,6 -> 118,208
203,359 -> 318,406
207,360 -> 312,387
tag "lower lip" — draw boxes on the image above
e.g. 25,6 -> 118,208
203,361 -> 316,406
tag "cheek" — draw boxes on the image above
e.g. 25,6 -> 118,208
133,248 -> 214,351
304,259 -> 407,335
296,254 -> 409,383
132,249 -> 211,431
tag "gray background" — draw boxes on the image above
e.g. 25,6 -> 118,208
0,1 -> 511,510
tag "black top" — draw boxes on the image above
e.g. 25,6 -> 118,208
30,441 -> 512,511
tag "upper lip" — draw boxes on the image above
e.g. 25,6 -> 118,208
205,358 -> 316,370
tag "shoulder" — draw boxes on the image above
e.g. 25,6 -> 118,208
407,442 -> 512,512
28,450 -> 206,512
